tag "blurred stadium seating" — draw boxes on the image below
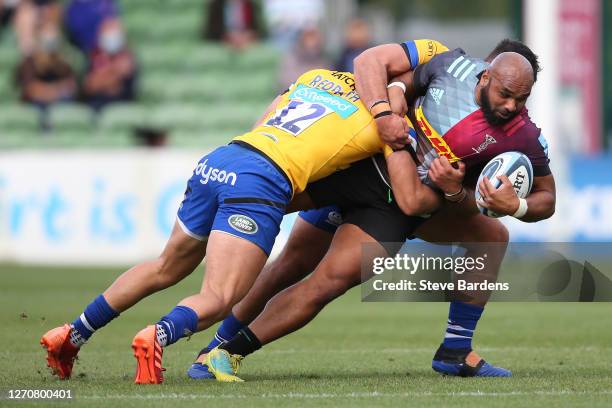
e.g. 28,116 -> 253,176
0,0 -> 279,149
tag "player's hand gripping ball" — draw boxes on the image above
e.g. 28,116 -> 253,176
475,151 -> 533,217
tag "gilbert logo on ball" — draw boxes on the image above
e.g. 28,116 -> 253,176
228,214 -> 259,234
475,151 -> 534,218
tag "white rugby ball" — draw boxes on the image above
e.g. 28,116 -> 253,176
475,151 -> 533,218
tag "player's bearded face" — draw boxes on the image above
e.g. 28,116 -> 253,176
480,82 -> 516,126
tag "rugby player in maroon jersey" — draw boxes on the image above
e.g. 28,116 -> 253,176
193,39 -> 556,380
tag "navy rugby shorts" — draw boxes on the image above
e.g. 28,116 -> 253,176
297,206 -> 342,234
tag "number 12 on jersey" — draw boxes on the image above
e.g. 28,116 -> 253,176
265,99 -> 333,136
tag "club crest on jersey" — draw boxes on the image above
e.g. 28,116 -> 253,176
472,134 -> 497,154
228,214 -> 258,235
429,88 -> 445,105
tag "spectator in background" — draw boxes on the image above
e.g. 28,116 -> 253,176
82,17 -> 137,112
133,127 -> 168,148
15,23 -> 77,130
263,0 -> 324,50
0,0 -> 19,38
203,0 -> 262,50
335,18 -> 371,73
278,26 -> 330,91
64,0 -> 117,55
13,0 -> 61,55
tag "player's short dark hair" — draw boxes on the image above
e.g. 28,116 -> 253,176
487,38 -> 541,82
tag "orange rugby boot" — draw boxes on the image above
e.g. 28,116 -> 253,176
132,325 -> 165,384
40,324 -> 80,380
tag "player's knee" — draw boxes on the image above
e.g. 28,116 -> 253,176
485,221 -> 509,244
465,217 -> 509,244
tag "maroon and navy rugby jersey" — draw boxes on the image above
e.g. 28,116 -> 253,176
403,48 -> 551,186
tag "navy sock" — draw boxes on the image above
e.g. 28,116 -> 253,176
200,313 -> 246,355
219,327 -> 261,357
71,295 -> 119,346
156,306 -> 199,347
442,301 -> 484,349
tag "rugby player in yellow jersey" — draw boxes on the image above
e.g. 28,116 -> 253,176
39,40 -> 449,383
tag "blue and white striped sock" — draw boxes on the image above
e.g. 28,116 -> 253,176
70,295 -> 119,347
442,301 -> 484,349
156,305 -> 199,348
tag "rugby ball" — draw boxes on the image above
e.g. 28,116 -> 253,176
475,151 -> 533,218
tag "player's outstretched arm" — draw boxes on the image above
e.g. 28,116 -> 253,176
386,150 -> 442,215
354,40 -> 448,150
354,39 -> 448,108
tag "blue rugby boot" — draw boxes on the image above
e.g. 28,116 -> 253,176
432,344 -> 512,377
187,348 -> 215,379
187,362 -> 215,379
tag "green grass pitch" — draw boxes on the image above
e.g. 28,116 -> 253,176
1,264 -> 610,407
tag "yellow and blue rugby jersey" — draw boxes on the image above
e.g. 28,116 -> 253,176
234,69 -> 385,195
233,40 -> 448,195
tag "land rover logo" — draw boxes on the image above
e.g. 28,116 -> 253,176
228,214 -> 258,234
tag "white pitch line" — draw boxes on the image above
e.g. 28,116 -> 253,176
78,390 -> 612,400
5,346 -> 611,357
261,346 -> 610,354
